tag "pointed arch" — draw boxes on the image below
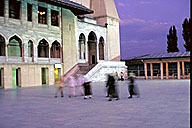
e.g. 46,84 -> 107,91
51,40 -> 60,58
88,31 -> 97,43
99,37 -> 104,60
79,33 -> 86,59
38,39 -> 49,58
8,35 -> 22,57
0,34 -> 5,56
88,31 -> 97,64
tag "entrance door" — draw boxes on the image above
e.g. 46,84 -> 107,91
54,68 -> 61,83
12,68 -> 20,88
0,68 -> 4,89
88,31 -> 97,65
41,68 -> 48,85
88,42 -> 97,64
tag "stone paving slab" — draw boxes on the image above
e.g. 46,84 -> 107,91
0,80 -> 190,128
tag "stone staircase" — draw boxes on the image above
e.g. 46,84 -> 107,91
85,61 -> 127,82
77,64 -> 96,75
63,61 -> 126,82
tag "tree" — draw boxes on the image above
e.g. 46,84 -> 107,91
167,25 -> 179,53
182,18 -> 192,51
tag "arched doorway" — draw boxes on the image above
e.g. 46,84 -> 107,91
88,32 -> 97,64
79,33 -> 86,60
28,40 -> 34,62
99,37 -> 104,60
51,41 -> 60,58
8,35 -> 22,57
38,39 -> 49,58
0,35 -> 5,56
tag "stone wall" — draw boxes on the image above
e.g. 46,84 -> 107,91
77,20 -> 107,63
62,9 -> 78,74
0,64 -> 55,89
0,0 -> 62,63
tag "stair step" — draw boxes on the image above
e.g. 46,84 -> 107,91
77,64 -> 96,75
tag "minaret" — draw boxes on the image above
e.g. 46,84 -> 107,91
71,0 -> 121,61
90,0 -> 120,61
71,0 -> 90,8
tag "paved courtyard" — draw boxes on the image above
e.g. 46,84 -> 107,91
0,80 -> 190,128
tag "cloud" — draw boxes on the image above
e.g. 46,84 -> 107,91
120,18 -> 146,25
139,1 -> 152,5
118,2 -> 130,7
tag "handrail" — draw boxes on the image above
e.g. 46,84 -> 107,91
85,61 -> 126,79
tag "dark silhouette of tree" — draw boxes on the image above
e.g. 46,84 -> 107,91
182,18 -> 192,51
167,25 -> 179,53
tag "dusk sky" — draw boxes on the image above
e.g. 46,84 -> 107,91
114,0 -> 190,60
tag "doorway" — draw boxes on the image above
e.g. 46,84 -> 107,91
12,68 -> 20,88
0,68 -> 4,89
41,68 -> 49,85
88,31 -> 97,65
54,68 -> 61,84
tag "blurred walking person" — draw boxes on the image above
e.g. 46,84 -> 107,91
76,74 -> 84,96
54,76 -> 64,98
106,74 -> 119,101
128,73 -> 140,99
83,77 -> 92,99
67,76 -> 76,98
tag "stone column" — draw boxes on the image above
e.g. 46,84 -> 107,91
49,46 -> 51,62
182,61 -> 185,79
4,0 -> 9,23
48,8 -> 51,28
21,0 -> 27,26
22,44 -> 25,62
160,62 -> 164,79
177,61 -> 181,79
32,4 -> 38,28
144,63 -> 148,80
166,62 -> 169,79
60,47 -> 62,63
5,40 -> 8,62
150,63 -> 153,79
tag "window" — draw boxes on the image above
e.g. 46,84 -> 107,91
38,39 -> 49,58
28,40 -> 33,57
51,10 -> 59,26
38,6 -> 47,24
8,36 -> 22,57
0,35 -> 5,56
0,0 -> 5,17
9,0 -> 21,19
79,34 -> 86,59
51,41 -> 60,58
27,3 -> 32,22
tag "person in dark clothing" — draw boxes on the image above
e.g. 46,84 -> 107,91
83,78 -> 92,99
106,74 -> 119,101
128,73 -> 140,99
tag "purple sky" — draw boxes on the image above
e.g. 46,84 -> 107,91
114,0 -> 190,60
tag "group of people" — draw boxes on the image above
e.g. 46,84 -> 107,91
55,74 -> 92,99
105,73 -> 140,101
55,72 -> 140,101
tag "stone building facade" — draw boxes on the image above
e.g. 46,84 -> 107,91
0,0 -> 122,89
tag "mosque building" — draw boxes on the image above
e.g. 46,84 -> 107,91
0,0 -> 125,89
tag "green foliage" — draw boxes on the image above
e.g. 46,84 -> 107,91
182,18 -> 192,51
167,25 -> 179,53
